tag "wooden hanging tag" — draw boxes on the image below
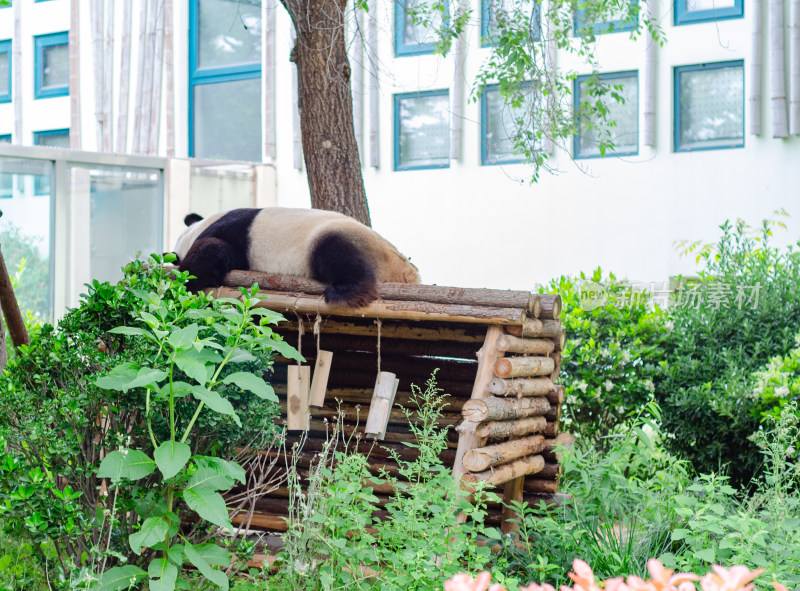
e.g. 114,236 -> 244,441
286,365 -> 311,432
365,371 -> 399,440
308,350 -> 333,408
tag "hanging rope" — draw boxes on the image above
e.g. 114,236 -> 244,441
313,312 -> 323,356
293,311 -> 304,365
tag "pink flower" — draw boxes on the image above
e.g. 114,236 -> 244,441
444,572 -> 507,591
520,582 -> 557,591
567,559 -> 602,591
700,565 -> 764,591
603,576 -> 629,591
771,583 -> 788,591
645,558 -> 700,591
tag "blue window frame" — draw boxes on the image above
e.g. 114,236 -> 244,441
395,0 -> 448,56
0,134 -> 10,142
481,0 -> 541,47
575,0 -> 638,35
34,32 -> 69,99
674,60 -> 744,152
0,40 -> 10,104
481,83 -> 532,165
394,89 -> 450,171
574,71 -> 639,159
33,129 -> 69,195
674,0 -> 743,25
188,0 -> 262,161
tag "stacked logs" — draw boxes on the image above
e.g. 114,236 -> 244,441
214,270 -> 572,534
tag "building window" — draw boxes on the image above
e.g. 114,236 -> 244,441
0,134 -> 10,142
674,0 -> 743,25
482,0 -> 541,47
575,0 -> 638,35
481,84 -> 530,165
675,61 -> 744,152
394,90 -> 450,170
33,129 -> 69,195
574,71 -> 638,159
0,40 -> 10,104
189,0 -> 262,161
0,135 -> 11,199
34,32 -> 69,99
395,0 -> 447,56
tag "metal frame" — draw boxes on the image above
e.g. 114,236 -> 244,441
481,0 -> 541,47
188,0 -> 262,158
674,0 -> 743,25
673,60 -> 744,153
393,89 -> 451,171
573,70 -> 639,159
480,83 -> 528,166
395,0 -> 447,56
34,31 -> 70,99
0,40 -> 10,104
574,0 -> 638,36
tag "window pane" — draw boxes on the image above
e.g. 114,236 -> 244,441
0,52 -> 9,96
484,0 -> 540,44
402,0 -> 443,48
194,77 -> 262,161
42,43 -> 69,89
685,0 -> 736,11
484,87 -> 525,164
678,64 -> 743,150
0,158 -> 53,318
35,132 -> 70,148
397,92 -> 450,169
577,75 -> 638,157
198,0 -> 262,70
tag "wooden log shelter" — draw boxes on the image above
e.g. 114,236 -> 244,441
214,270 -> 574,538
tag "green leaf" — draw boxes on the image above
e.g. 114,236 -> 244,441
187,467 -> 235,492
174,354 -> 211,385
227,347 -> 255,363
94,565 -> 147,591
189,385 -> 237,419
119,450 -> 157,481
108,326 -> 151,338
191,543 -> 232,567
95,362 -> 139,391
129,516 -> 169,555
148,558 -> 178,591
126,367 -> 169,391
195,457 -> 246,485
270,339 -> 304,362
167,324 -> 201,350
182,487 -> 232,530
97,450 -> 126,481
694,548 -> 716,563
154,441 -> 191,480
184,543 -> 229,591
222,372 -> 277,401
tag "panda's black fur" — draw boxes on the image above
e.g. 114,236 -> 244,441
173,207 -> 420,308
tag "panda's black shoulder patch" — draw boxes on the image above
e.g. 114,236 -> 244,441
184,213 -> 204,226
196,208 -> 261,259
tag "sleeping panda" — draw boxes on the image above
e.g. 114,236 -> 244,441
172,207 -> 420,307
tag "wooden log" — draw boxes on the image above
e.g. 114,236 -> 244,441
461,397 -> 550,423
365,372 -> 399,439
488,377 -> 555,397
285,435 -> 458,465
542,433 -> 577,462
505,319 -> 562,338
463,454 -> 544,487
549,352 -> 562,382
538,294 -> 561,320
212,288 -> 526,326
286,365 -> 310,431
476,417 -> 546,440
308,350 -> 333,407
452,326 -> 504,479
543,422 -> 559,438
223,270 -> 537,312
320,352 -> 479,383
495,334 -> 554,355
494,356 -> 555,379
232,512 -> 288,532
549,385 -> 565,406
524,478 -> 559,494
501,477 -> 524,534
0,248 -> 29,347
276,386 -> 472,413
536,462 -> 562,480
543,402 -> 561,423
296,402 -> 462,428
553,329 -> 566,353
279,319 -> 486,343
462,435 -> 546,472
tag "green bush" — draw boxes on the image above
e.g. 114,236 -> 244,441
0,223 -> 50,319
656,219 -> 800,487
544,269 -> 666,450
0,257 -> 290,588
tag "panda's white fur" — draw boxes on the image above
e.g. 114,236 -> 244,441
173,207 -> 420,307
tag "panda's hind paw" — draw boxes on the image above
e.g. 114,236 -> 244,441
323,282 -> 379,308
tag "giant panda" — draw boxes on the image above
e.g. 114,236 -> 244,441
172,207 -> 420,307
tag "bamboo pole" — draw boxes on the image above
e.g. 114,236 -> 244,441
771,0 -> 789,138
488,376 -> 555,397
213,288 -> 527,325
279,319 -> 486,343
69,0 -> 82,149
164,0 -> 175,157
149,0 -> 165,154
462,435 -> 546,472
476,416 -> 546,440
750,0 -> 764,135
368,0 -> 379,167
117,0 -> 132,153
494,356 -> 555,379
505,319 -> 562,338
0,249 -> 29,348
496,334 -> 554,355
463,454 -> 544,487
133,0 -> 148,152
790,0 -> 800,134
223,270 -> 536,311
461,397 -> 550,423
276,330 -> 479,359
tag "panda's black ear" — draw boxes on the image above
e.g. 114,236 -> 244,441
184,213 -> 203,226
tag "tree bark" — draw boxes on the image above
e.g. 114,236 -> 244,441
280,0 -> 372,226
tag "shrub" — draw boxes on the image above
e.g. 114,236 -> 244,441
656,219 -> 800,487
0,257 -> 293,588
544,269 -> 666,450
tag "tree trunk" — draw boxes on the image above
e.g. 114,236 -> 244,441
280,0 -> 372,226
